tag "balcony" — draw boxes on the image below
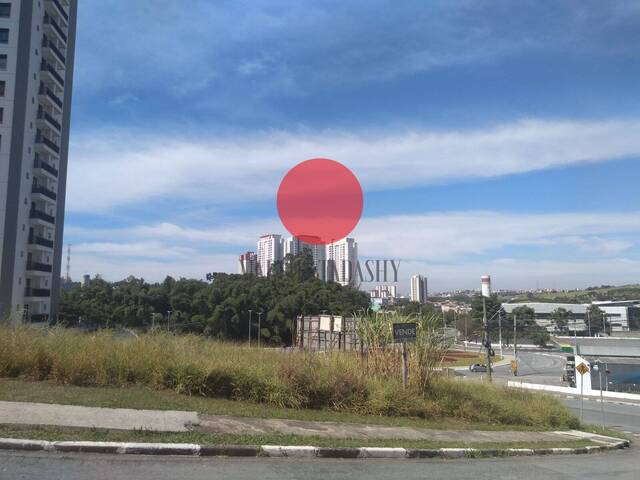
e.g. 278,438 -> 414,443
34,158 -> 59,178
37,108 -> 61,132
27,261 -> 53,273
41,59 -> 65,87
25,288 -> 51,298
46,0 -> 69,23
42,35 -> 66,66
39,84 -> 63,109
29,235 -> 54,249
44,14 -> 67,44
30,208 -> 56,225
36,132 -> 60,155
32,184 -> 57,202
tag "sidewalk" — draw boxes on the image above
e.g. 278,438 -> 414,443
0,401 -> 198,432
0,400 -> 619,446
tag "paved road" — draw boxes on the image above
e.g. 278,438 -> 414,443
465,350 -> 640,438
463,349 -> 566,384
563,397 -> 640,436
1,449 -> 639,479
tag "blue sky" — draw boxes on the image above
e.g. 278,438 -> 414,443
64,1 -> 640,292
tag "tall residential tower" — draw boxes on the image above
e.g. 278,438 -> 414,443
0,0 -> 77,323
410,274 -> 428,303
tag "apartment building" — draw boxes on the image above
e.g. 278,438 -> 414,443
283,235 -> 326,280
326,237 -> 357,286
238,251 -> 257,275
0,0 -> 77,324
256,234 -> 283,276
410,274 -> 428,303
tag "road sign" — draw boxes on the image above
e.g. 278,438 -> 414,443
576,362 -> 589,376
393,323 -> 417,343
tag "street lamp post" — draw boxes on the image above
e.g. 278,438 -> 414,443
248,310 -> 253,347
498,309 -> 503,359
593,361 -> 606,429
482,295 -> 492,382
257,312 -> 263,348
513,314 -> 518,375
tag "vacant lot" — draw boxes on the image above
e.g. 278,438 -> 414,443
0,327 -> 578,429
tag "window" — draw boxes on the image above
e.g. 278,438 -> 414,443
0,80 -> 4,96
0,54 -> 6,70
0,3 -> 10,18
0,28 -> 8,44
0,107 -> 3,123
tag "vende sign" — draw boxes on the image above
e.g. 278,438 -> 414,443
393,323 -> 417,343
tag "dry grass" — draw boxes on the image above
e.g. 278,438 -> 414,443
0,326 -> 578,428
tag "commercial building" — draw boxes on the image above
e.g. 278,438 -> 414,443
325,237 -> 357,286
238,251 -> 257,275
410,274 -> 428,303
503,301 -> 640,333
256,234 -> 283,276
0,0 -> 77,324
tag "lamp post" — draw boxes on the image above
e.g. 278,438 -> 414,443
248,310 -> 253,347
498,308 -> 503,359
513,314 -> 518,376
167,310 -> 172,332
257,312 -> 263,348
482,295 -> 492,383
593,361 -> 606,429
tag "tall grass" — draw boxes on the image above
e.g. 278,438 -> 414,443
0,326 -> 578,428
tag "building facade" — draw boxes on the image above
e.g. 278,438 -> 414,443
325,237 -> 357,286
256,234 -> 283,276
283,236 -> 326,280
238,251 -> 257,275
502,301 -> 640,333
0,0 -> 77,324
410,274 -> 428,303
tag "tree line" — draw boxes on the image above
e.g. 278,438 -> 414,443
58,251 -> 370,345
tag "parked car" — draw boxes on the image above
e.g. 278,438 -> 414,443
469,363 -> 491,373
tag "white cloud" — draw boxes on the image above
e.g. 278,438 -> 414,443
66,210 -> 640,290
67,118 -> 640,212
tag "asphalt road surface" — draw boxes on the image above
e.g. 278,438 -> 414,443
564,397 -> 640,437
1,449 -> 639,480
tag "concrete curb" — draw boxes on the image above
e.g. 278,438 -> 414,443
0,438 -> 630,459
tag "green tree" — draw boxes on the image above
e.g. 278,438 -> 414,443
551,307 -> 572,333
586,305 -> 604,335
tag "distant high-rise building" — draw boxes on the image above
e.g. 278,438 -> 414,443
238,251 -> 257,275
283,236 -> 326,280
370,285 -> 397,299
256,234 -> 283,276
0,0 -> 78,324
410,275 -> 428,303
326,238 -> 357,286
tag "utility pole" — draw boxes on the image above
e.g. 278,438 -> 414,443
498,308 -> 503,359
587,309 -> 592,337
248,310 -> 253,347
482,295 -> 493,382
257,312 -> 263,348
513,314 -> 518,376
